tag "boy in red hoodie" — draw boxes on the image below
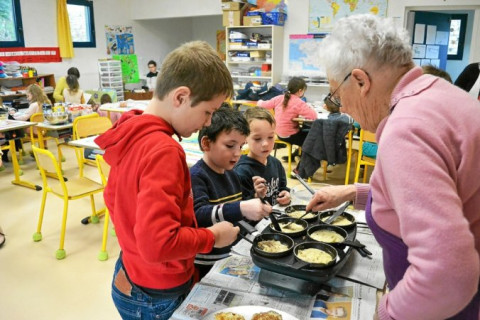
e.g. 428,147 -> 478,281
95,41 -> 239,320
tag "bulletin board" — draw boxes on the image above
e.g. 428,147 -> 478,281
112,54 -> 139,84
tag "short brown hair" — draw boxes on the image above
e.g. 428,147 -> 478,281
155,41 -> 233,106
244,107 -> 276,126
422,65 -> 452,83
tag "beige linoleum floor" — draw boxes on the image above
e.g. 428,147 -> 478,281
0,143 -> 362,320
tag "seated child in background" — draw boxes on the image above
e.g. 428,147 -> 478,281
191,104 -> 272,278
234,107 -> 291,206
422,64 -> 453,83
12,84 -> 51,121
91,93 -> 122,124
63,74 -> 85,104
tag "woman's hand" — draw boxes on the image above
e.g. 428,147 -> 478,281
306,185 -> 357,213
253,176 -> 267,199
276,190 -> 291,206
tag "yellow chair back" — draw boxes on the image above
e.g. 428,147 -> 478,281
354,130 -> 377,183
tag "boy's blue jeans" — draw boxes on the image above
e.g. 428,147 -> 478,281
111,255 -> 185,320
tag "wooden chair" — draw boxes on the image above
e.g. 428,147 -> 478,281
31,145 -> 104,260
96,154 -> 114,261
354,130 -> 377,183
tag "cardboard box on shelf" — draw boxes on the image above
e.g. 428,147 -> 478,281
250,51 -> 266,58
223,10 -> 241,26
222,3 -> 252,26
244,15 -> 262,26
221,2 -> 242,10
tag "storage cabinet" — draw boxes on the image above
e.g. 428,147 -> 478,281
0,74 -> 56,103
225,25 -> 283,91
98,60 -> 124,101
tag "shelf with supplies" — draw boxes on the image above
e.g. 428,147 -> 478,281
98,60 -> 124,101
226,25 -> 283,89
0,74 -> 56,103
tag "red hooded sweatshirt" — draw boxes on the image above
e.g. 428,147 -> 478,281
95,110 -> 215,290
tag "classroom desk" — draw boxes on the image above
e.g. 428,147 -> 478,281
35,121 -> 73,149
99,100 -> 149,118
68,133 -> 202,167
0,120 -> 41,190
231,99 -> 257,107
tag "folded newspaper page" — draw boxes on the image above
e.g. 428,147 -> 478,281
337,228 -> 386,289
309,277 -> 377,319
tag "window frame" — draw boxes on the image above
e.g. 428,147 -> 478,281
447,14 -> 467,61
0,0 -> 25,47
67,0 -> 96,48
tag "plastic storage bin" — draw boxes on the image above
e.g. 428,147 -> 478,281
261,12 -> 287,26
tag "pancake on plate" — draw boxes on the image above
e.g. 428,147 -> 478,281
214,312 -> 245,320
251,310 -> 283,320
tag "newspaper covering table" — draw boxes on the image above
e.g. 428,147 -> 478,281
171,254 -> 379,320
172,205 -> 385,320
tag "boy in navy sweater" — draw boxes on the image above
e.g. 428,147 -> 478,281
234,107 -> 291,205
190,104 -> 272,278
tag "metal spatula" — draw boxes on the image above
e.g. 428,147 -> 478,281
324,201 -> 352,224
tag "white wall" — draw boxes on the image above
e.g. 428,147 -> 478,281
127,0 -> 221,20
18,0 -> 480,98
18,0 -> 194,92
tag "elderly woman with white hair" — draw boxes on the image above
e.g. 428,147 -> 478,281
305,14 -> 480,320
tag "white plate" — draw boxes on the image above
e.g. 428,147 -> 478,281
203,305 -> 299,320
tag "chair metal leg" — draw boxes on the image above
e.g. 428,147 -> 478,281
56,196 -> 69,260
362,164 -> 368,183
33,191 -> 48,242
322,161 -> 328,181
286,144 -> 292,175
98,208 -> 110,261
89,194 -> 99,224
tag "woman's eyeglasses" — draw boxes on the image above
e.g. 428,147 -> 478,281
324,73 -> 351,109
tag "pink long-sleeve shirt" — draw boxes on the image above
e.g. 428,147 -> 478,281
356,67 -> 480,319
257,94 -> 317,137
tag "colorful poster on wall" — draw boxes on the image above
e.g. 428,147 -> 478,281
112,54 -> 139,84
308,0 -> 388,33
247,0 -> 287,12
105,25 -> 135,55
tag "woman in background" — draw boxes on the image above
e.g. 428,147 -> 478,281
63,75 -> 85,104
53,67 -> 80,102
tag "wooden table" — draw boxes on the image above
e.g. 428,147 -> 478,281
0,120 -> 41,190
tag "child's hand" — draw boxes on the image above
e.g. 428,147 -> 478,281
276,190 -> 291,206
208,221 -> 240,248
240,198 -> 271,221
253,176 -> 267,199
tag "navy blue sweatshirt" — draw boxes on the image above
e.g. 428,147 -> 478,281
234,154 -> 289,205
190,159 -> 243,267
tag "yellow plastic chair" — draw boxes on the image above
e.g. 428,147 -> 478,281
96,154 -> 114,261
63,114 -> 112,177
354,130 -> 377,183
28,113 -> 64,159
344,128 -> 359,184
31,145 -> 105,260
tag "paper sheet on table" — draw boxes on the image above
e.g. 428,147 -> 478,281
337,230 -> 386,289
310,277 -> 378,320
